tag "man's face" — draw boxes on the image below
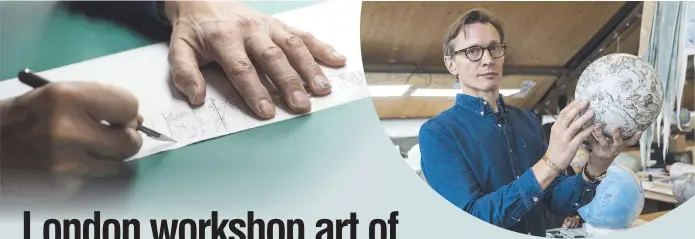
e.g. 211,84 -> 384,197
445,22 -> 505,92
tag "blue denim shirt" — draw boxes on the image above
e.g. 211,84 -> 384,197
419,93 -> 600,236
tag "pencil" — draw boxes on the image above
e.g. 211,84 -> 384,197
17,68 -> 177,143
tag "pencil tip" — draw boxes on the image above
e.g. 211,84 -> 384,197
160,134 -> 177,143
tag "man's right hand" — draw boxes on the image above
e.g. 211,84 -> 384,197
546,100 -> 599,170
0,82 -> 143,180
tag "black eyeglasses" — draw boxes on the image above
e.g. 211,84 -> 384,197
451,43 -> 508,62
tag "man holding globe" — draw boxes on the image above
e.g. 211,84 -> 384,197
418,9 -> 642,236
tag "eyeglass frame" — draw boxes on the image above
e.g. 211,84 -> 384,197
449,43 -> 508,62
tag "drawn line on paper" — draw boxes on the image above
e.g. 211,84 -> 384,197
209,98 -> 229,131
190,106 -> 203,126
162,112 -> 173,140
146,70 -> 366,143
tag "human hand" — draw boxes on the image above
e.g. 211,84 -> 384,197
163,1 -> 347,119
562,216 -> 581,228
0,82 -> 143,180
546,100 -> 600,169
586,126 -> 641,176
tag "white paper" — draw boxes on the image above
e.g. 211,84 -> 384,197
0,1 -> 369,160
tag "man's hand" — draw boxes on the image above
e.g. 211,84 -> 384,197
0,82 -> 143,180
546,100 -> 600,169
585,126 -> 642,178
163,1 -> 347,119
533,100 -> 598,190
562,216 -> 581,228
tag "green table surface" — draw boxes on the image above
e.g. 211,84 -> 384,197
0,1 -> 396,217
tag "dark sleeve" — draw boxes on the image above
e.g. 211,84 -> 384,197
132,1 -> 169,25
419,121 -> 546,229
64,1 -> 171,40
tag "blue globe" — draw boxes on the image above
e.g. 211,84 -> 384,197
578,164 -> 644,229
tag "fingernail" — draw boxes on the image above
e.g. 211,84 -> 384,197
332,51 -> 345,60
259,99 -> 275,117
293,90 -> 310,109
314,75 -> 331,89
185,83 -> 199,104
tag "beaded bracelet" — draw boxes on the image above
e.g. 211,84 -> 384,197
542,154 -> 563,174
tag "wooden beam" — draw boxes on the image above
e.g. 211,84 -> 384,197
372,97 -> 455,119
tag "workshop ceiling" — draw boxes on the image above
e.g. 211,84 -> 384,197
360,1 -> 657,119
361,1 -> 625,68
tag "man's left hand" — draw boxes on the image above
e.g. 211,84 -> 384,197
586,126 -> 642,176
163,1 -> 347,119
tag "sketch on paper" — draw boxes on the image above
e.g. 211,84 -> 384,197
130,70 -> 369,160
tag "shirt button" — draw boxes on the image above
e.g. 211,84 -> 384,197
509,148 -> 513,153
586,188 -> 591,192
497,124 -> 501,127
574,203 -> 579,207
480,111 -> 484,115
516,176 -> 520,179
533,197 -> 538,202
483,101 -> 488,105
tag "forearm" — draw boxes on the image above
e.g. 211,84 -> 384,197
420,122 -> 548,228
429,168 -> 547,228
162,0 -> 246,24
530,151 -> 600,217
531,155 -> 562,190
544,173 -> 597,217
585,153 -> 611,179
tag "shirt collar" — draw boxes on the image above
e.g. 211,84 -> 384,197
455,93 -> 508,118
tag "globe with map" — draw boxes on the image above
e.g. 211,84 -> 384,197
578,164 -> 644,232
574,53 -> 663,139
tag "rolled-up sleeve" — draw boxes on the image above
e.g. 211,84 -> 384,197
419,121 -> 547,228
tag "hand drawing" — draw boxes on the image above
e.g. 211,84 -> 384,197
162,109 -> 204,141
192,97 -> 229,136
210,96 -> 252,131
129,69 -> 370,160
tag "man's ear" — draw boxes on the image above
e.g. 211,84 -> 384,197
444,56 -> 458,76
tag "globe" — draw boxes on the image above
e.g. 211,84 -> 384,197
613,153 -> 643,173
578,164 -> 644,230
575,53 -> 664,139
669,162 -> 695,205
673,173 -> 695,205
674,108 -> 691,126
